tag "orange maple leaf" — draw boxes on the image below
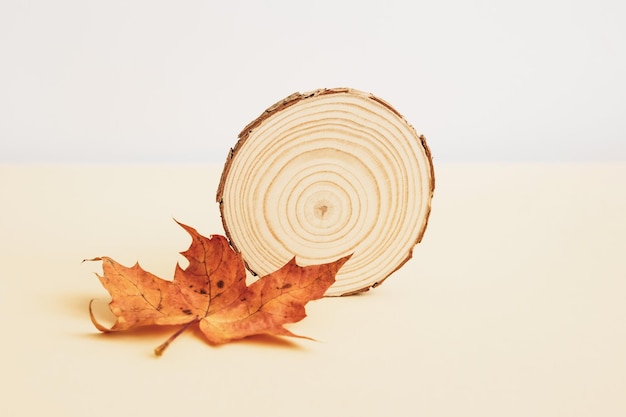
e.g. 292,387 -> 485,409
88,221 -> 350,355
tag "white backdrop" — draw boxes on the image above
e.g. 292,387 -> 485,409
1,0 -> 625,163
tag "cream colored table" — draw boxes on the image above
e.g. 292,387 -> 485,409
1,163 -> 624,416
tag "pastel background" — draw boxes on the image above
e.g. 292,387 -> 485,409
1,0 -> 625,164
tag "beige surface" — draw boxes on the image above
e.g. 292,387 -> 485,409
1,163 -> 625,416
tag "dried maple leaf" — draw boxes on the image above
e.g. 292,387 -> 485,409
88,221 -> 350,355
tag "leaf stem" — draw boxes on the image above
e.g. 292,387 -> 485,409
154,320 -> 196,357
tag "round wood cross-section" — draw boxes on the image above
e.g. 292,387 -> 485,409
217,88 -> 434,296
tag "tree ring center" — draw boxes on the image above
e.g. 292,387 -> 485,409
314,199 -> 332,220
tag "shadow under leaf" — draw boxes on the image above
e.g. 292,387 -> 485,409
77,294 -> 309,353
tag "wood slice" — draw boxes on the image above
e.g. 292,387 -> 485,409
217,88 -> 435,296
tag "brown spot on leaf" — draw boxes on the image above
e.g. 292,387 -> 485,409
217,280 -> 224,289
